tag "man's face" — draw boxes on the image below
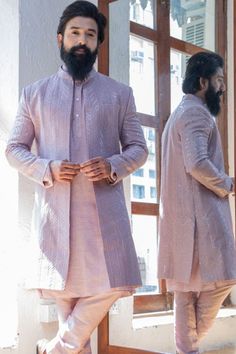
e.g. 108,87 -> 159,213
59,16 -> 98,53
205,67 -> 226,116
58,16 -> 99,81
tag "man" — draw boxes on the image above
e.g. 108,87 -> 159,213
157,51 -> 236,354
6,1 -> 148,353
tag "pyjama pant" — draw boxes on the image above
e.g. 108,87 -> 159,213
44,290 -> 127,354
174,284 -> 233,354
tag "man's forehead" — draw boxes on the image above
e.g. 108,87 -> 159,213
215,67 -> 224,77
66,16 -> 98,31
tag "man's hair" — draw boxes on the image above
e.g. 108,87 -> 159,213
57,0 -> 107,44
182,51 -> 224,94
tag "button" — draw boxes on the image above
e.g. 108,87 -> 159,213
76,98 -> 79,101
75,114 -> 79,117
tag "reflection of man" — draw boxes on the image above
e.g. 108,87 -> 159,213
6,1 -> 148,353
158,52 -> 236,354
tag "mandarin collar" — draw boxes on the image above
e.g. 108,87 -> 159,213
183,94 -> 205,106
183,94 -> 215,118
57,65 -> 97,84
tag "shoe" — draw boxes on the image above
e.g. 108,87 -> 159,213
36,338 -> 48,354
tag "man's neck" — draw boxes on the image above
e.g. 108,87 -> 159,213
195,91 -> 206,103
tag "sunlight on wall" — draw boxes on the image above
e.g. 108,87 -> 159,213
0,139 -> 18,348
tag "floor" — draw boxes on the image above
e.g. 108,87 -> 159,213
204,349 -> 236,354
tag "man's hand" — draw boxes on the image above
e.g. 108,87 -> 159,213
80,157 -> 111,181
50,160 -> 80,182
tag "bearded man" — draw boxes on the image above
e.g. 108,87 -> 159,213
158,51 -> 236,354
6,1 -> 148,353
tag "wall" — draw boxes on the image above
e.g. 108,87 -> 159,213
0,0 -> 19,136
0,1 -> 98,354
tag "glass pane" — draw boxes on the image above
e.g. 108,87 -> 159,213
132,215 -> 158,293
129,0 -> 156,29
170,50 -> 188,112
170,0 -> 215,51
130,35 -> 155,115
131,127 -> 158,203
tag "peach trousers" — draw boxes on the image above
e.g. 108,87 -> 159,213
174,284 -> 233,354
44,290 -> 128,354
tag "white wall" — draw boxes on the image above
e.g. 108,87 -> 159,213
0,0 -> 19,136
0,1 -> 98,354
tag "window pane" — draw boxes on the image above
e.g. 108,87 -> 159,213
132,215 -> 159,293
129,0 -> 156,29
130,35 -> 155,115
149,169 -> 155,179
171,49 -> 187,112
133,184 -> 145,199
131,127 -> 158,203
170,0 -> 215,51
133,168 -> 144,177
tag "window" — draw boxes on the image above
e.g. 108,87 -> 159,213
133,185 -> 145,199
98,1 -> 228,353
150,186 -> 156,199
128,0 -> 227,314
149,169 -> 155,179
132,168 -> 144,177
148,128 -> 155,141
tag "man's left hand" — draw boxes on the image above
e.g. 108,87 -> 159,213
80,157 -> 111,181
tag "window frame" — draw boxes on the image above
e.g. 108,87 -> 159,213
97,1 -> 229,353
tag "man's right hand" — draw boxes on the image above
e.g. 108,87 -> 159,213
49,160 -> 80,182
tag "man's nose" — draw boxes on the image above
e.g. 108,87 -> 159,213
221,82 -> 226,92
78,34 -> 86,45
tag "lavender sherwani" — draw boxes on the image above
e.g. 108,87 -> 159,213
6,67 -> 148,292
158,94 -> 236,283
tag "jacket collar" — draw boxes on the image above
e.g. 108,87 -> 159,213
57,65 -> 97,84
183,94 -> 205,106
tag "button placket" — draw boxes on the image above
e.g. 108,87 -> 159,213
72,85 -> 83,140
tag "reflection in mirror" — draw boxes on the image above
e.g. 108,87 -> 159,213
130,35 -> 155,116
132,215 -> 158,294
131,127 -> 158,203
129,0 -> 156,29
170,0 -> 215,51
171,50 -> 188,112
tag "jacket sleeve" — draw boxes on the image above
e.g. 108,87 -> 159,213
106,88 -> 148,183
179,107 -> 233,198
5,88 -> 52,187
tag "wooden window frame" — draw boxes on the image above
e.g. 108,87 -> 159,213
97,1 -> 229,353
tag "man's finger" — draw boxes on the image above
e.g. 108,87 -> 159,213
80,157 -> 102,168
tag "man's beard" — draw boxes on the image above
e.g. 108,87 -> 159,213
60,43 -> 98,81
205,82 -> 223,116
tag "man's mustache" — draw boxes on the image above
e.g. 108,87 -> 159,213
70,44 -> 90,54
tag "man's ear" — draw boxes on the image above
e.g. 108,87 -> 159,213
199,77 -> 209,91
57,33 -> 63,49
